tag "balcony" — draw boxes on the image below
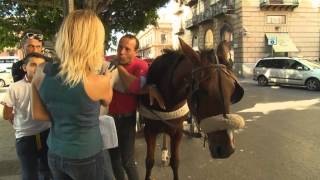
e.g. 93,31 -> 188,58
185,0 -> 235,29
185,8 -> 214,29
211,0 -> 236,17
185,14 -> 199,29
175,28 -> 185,35
260,0 -> 299,11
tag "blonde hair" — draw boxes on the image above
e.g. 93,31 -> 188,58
55,10 -> 105,87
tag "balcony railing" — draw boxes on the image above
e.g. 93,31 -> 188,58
185,0 -> 235,29
211,0 -> 236,17
260,0 -> 299,10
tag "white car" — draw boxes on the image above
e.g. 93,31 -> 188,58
0,72 -> 13,87
253,57 -> 320,91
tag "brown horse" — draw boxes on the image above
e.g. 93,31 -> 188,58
138,39 -> 245,180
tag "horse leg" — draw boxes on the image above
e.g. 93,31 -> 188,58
144,131 -> 157,180
169,132 -> 183,180
161,134 -> 170,166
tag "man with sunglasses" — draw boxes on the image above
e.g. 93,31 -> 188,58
12,29 -> 44,82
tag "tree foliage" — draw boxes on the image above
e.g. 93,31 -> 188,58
0,0 -> 171,50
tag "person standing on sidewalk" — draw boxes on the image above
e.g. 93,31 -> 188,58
12,29 -> 44,82
1,52 -> 51,180
31,10 -> 113,180
108,34 -> 165,180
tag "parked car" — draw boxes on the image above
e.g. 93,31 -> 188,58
0,56 -> 19,73
253,57 -> 320,91
0,72 -> 13,87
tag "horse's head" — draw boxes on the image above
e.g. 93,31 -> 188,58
177,38 -> 245,159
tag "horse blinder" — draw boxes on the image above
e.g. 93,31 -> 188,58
231,81 -> 244,104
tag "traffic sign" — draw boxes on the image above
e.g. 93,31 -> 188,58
268,36 -> 277,45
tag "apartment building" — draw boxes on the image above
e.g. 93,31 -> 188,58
137,21 -> 173,59
173,0 -> 320,77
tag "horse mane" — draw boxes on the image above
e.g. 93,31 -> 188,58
146,49 -> 184,85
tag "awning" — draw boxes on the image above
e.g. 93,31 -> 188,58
265,33 -> 299,52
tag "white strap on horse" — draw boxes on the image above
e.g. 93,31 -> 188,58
199,114 -> 245,133
138,103 -> 189,120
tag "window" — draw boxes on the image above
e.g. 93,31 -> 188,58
266,15 -> 286,24
204,29 -> 214,49
192,35 -> 198,50
256,60 -> 270,68
161,34 -> 167,44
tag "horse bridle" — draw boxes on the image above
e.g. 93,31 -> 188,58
188,54 -> 229,120
141,52 -> 237,141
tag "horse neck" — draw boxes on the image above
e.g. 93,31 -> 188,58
160,59 -> 191,111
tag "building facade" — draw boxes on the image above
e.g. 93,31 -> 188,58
137,22 -> 173,59
174,0 -> 320,78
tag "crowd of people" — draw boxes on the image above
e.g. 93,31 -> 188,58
1,9 -> 232,180
1,9 -> 165,180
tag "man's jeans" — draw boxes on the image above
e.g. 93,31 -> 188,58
103,149 -> 114,180
15,129 -> 51,180
48,151 -> 105,180
109,115 -> 139,180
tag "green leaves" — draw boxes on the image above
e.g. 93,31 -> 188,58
0,0 -> 170,50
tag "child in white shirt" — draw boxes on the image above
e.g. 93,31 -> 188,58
1,52 -> 51,180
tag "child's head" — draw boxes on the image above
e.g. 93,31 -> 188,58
22,52 -> 48,81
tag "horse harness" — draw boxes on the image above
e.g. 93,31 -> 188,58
139,52 -> 243,142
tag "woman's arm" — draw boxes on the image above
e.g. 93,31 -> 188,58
100,72 -> 113,107
31,63 -> 50,121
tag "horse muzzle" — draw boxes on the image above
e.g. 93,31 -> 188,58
208,129 -> 235,159
209,143 -> 235,159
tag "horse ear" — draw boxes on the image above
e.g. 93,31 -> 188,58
178,38 -> 201,65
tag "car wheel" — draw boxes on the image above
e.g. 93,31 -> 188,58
306,78 -> 320,91
258,76 -> 268,86
0,79 -> 5,87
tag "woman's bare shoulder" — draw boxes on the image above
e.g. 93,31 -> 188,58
84,74 -> 111,101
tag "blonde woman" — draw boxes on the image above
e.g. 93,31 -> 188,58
32,10 -> 112,180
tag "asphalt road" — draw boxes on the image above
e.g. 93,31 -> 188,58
0,80 -> 320,180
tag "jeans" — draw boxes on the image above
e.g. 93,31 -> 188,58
103,149 -> 114,180
48,151 -> 105,180
15,129 -> 51,180
109,115 -> 139,180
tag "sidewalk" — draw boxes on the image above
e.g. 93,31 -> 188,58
238,77 -> 255,84
0,88 -> 20,180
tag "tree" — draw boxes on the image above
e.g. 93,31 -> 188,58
0,0 -> 172,50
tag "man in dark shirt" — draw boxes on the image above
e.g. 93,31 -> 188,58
12,29 -> 44,82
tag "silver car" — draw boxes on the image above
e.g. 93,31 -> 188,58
253,57 -> 320,91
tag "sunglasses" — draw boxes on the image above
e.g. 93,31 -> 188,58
25,33 -> 43,41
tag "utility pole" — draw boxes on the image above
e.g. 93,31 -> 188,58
63,0 -> 75,16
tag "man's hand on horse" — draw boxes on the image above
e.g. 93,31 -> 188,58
148,85 -> 166,110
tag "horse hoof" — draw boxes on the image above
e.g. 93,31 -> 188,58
161,149 -> 170,166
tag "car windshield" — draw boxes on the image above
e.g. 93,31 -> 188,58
299,59 -> 320,69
